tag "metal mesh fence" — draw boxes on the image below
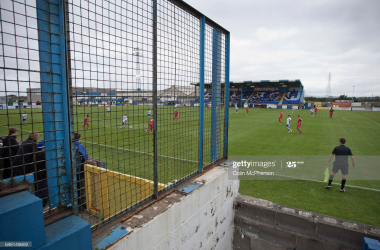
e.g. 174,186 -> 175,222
67,0 -> 155,227
1,0 -> 229,230
203,24 -> 226,166
156,0 -> 200,190
0,0 -> 71,216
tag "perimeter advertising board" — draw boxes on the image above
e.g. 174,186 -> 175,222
332,102 -> 351,110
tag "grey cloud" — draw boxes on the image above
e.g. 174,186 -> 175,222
188,0 -> 380,96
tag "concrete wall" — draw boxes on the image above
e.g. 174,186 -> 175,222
108,166 -> 239,250
233,194 -> 380,250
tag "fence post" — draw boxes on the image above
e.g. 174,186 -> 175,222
37,0 -> 73,208
199,16 -> 205,173
211,29 -> 221,163
152,0 -> 158,198
240,86 -> 243,107
224,33 -> 230,158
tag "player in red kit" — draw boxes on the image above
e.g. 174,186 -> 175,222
207,103 -> 209,110
81,115 -> 89,130
329,108 -> 334,119
246,106 -> 249,115
279,110 -> 283,124
314,105 -> 318,115
297,115 -> 302,135
146,119 -> 153,133
173,110 -> 179,122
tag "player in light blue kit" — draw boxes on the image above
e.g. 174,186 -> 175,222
147,110 -> 151,118
235,104 -> 238,114
22,111 -> 27,125
120,114 -> 128,129
286,115 -> 292,133
311,108 -> 314,117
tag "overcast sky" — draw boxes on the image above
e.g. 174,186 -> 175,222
188,0 -> 380,97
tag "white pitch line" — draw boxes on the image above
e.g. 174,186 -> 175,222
276,174 -> 380,192
363,117 -> 380,126
349,112 -> 380,126
342,117 -> 377,125
83,140 -> 198,164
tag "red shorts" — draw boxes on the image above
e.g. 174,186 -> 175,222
174,115 -> 178,118
279,116 -> 283,119
297,125 -> 301,128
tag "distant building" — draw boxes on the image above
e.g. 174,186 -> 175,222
26,87 -> 118,104
158,86 -> 200,104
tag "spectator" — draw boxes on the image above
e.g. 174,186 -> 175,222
37,140 -> 45,150
74,132 -> 88,210
1,127 -> 20,179
12,131 -> 48,207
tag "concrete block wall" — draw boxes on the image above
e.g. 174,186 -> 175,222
233,194 -> 380,250
108,166 -> 239,250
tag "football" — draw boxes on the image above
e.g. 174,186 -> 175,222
130,126 -> 132,128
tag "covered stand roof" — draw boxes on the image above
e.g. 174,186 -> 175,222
191,80 -> 303,89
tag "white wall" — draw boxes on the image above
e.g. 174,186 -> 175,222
109,166 -> 239,250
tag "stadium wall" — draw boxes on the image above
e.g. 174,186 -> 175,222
105,166 -> 239,250
233,194 -> 380,250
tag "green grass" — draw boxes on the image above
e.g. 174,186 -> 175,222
2,106 -> 380,226
0,105 -> 223,184
229,108 -> 380,227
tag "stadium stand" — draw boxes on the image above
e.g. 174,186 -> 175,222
192,80 -> 304,108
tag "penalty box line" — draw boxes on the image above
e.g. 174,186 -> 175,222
83,140 -> 198,164
276,174 -> 380,192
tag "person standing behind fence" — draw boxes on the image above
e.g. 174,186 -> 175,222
12,131 -> 48,207
22,111 -> 27,125
1,128 -> 20,179
147,119 -> 153,134
326,138 -> 355,192
81,114 -> 90,130
173,109 -> 179,122
120,114 -> 128,129
74,132 -> 88,210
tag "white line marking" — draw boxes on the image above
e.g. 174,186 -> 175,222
342,117 -> 379,126
363,117 -> 380,126
83,140 -> 198,164
348,112 -> 380,126
276,174 -> 380,192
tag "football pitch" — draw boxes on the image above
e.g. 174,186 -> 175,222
1,106 -> 379,226
230,108 -> 380,227
0,105 -> 223,185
